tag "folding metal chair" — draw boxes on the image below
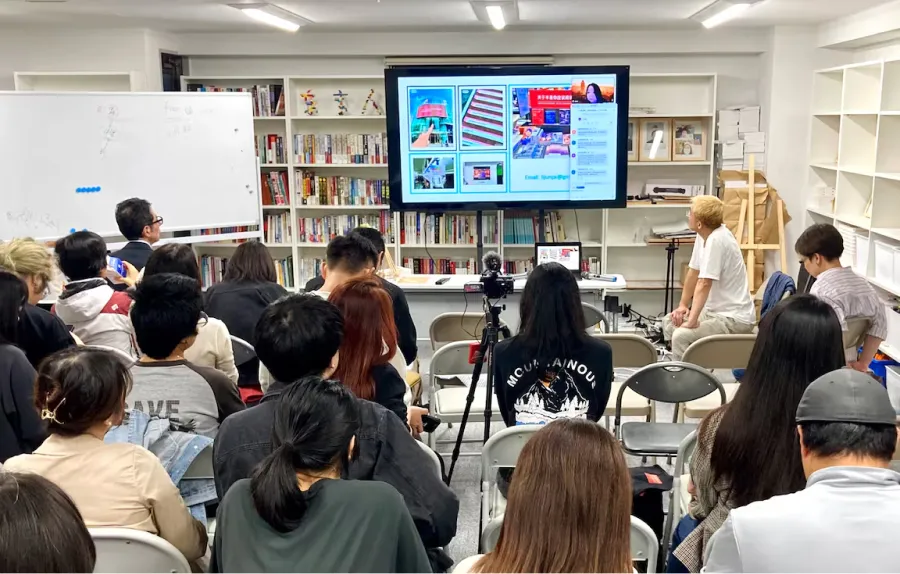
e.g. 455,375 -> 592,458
583,302 -> 610,333
662,431 -> 698,559
680,334 -> 755,419
594,334 -> 655,420
229,335 -> 256,367
429,312 -> 509,351
90,528 -> 190,573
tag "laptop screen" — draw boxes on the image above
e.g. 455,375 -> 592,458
535,242 -> 582,273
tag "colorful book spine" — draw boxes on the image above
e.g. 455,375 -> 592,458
295,172 -> 389,206
292,133 -> 389,164
297,213 -> 394,244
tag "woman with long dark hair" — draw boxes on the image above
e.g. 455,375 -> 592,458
211,376 -> 430,572
329,277 -> 408,423
0,270 -> 45,462
670,294 -> 846,572
493,262 -> 613,426
454,419 -> 632,573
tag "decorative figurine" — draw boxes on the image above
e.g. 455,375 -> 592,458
362,89 -> 383,115
333,90 -> 349,115
301,90 -> 318,116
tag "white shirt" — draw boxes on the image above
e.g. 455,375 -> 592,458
688,225 -> 754,324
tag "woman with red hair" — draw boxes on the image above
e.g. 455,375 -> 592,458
329,278 -> 408,423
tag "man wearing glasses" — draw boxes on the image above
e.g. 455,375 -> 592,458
112,198 -> 163,270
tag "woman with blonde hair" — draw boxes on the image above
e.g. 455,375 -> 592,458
454,419 -> 632,573
0,238 -> 74,366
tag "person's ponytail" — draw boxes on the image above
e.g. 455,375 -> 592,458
250,444 -> 308,533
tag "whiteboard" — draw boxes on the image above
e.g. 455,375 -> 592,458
0,92 -> 260,241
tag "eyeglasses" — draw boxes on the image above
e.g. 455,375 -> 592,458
149,216 -> 164,227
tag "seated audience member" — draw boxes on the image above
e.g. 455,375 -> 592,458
111,198 -> 161,270
143,244 -> 238,383
705,369 -> 900,573
213,294 -> 459,566
128,273 -> 243,438
329,277 -> 407,423
0,238 -> 75,366
306,226 -> 418,365
4,347 -> 207,563
0,271 -> 45,462
0,472 -> 96,573
212,376 -> 431,573
204,241 -> 287,388
53,231 -> 138,358
796,223 -> 887,371
493,262 -> 613,426
663,196 -> 755,360
454,419 -> 631,573
670,295 -> 845,573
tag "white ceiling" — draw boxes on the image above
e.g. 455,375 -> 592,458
0,0 -> 891,32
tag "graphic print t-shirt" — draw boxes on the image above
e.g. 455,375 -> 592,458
492,336 -> 613,426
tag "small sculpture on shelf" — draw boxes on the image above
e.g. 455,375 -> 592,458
333,90 -> 349,115
362,89 -> 383,116
301,90 -> 318,116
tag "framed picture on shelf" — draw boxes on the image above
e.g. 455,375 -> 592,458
627,120 -> 637,162
639,119 -> 671,162
673,118 -> 707,161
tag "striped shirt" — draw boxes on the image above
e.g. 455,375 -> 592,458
810,266 -> 887,340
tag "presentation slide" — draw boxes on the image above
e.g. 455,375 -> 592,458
536,243 -> 581,271
394,72 -> 620,206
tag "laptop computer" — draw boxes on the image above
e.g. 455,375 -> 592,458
534,242 -> 582,279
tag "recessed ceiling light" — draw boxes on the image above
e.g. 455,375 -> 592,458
470,1 -> 518,31
229,3 -> 311,32
485,5 -> 506,30
690,0 -> 764,29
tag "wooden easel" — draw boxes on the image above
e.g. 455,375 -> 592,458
732,155 -> 787,293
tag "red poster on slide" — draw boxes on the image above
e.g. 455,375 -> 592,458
528,89 -> 572,111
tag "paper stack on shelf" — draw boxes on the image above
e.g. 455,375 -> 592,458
651,221 -> 696,240
718,105 -> 766,171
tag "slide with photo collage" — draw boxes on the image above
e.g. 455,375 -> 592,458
407,85 -> 509,195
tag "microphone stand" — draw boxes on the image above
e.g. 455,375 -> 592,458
476,209 -> 484,273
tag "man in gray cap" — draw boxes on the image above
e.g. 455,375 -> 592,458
703,369 -> 900,573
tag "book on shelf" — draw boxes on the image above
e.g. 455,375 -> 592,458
186,83 -> 285,117
298,213 -> 394,244
264,213 -> 292,244
258,134 -> 287,164
400,213 -> 498,246
403,257 -> 476,275
293,133 -> 388,165
299,258 -> 325,286
503,259 -> 534,274
200,254 -> 293,289
261,171 -> 290,206
503,211 -> 567,244
297,172 -> 389,206
583,257 -> 601,275
196,226 -> 254,243
273,256 -> 295,289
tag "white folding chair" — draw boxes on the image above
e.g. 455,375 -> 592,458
85,345 -> 137,367
182,444 -> 213,480
583,302 -> 610,333
679,334 -> 755,420
429,312 -> 509,351
90,528 -> 190,573
230,335 -> 256,367
416,440 -> 443,480
480,514 -> 659,572
427,340 -> 502,455
593,334 -> 655,420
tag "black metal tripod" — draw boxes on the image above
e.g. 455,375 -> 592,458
445,299 -> 507,485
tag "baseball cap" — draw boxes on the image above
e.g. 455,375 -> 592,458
796,368 -> 897,425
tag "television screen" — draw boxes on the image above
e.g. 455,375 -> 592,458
385,65 -> 630,211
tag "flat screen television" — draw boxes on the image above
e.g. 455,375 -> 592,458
385,65 -> 630,211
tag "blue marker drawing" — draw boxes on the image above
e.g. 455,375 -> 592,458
75,186 -> 102,194
70,228 -> 76,233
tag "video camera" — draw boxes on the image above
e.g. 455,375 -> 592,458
464,251 -> 514,299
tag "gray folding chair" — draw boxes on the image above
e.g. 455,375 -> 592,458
417,440 -> 443,480
614,362 -> 724,457
662,431 -> 698,558
583,302 -> 610,333
680,334 -> 755,419
429,312 -> 509,351
230,335 -> 256,367
90,528 -> 190,573
594,334 -> 655,419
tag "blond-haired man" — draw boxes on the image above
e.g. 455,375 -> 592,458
663,196 -> 755,360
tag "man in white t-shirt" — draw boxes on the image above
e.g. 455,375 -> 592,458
663,196 -> 755,360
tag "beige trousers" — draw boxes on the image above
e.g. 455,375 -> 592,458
663,309 -> 754,361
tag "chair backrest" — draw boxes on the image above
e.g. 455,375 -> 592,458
429,340 -> 478,391
85,345 -> 136,367
182,444 -> 213,480
480,424 -> 542,480
90,528 -> 191,573
480,514 -> 659,571
681,334 -> 757,370
416,440 -> 442,480
230,335 -> 257,367
616,362 -> 725,414
594,333 -> 658,368
429,312 -> 508,350
582,303 -> 609,333
844,317 -> 872,353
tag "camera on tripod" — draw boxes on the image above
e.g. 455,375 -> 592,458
464,251 -> 514,299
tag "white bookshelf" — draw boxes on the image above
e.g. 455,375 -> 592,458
806,60 -> 900,358
181,72 -> 717,296
14,71 -> 142,91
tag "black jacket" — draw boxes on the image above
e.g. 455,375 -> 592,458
111,241 -> 153,271
305,275 -> 418,365
0,344 -> 45,463
18,305 -> 75,368
213,380 -> 459,550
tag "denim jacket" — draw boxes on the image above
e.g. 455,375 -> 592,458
213,380 -> 460,553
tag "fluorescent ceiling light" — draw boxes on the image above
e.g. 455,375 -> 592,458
691,0 -> 763,29
230,3 -> 310,32
485,5 -> 506,30
703,3 -> 749,27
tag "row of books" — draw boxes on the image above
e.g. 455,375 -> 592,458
503,260 -> 534,274
186,83 -> 285,117
399,213 -> 499,245
299,258 -> 324,286
196,226 -> 254,244
264,213 -> 292,244
402,257 -> 477,275
199,255 -> 294,289
274,256 -> 295,288
297,214 -> 394,244
261,171 -> 290,206
297,173 -> 389,206
503,211 -> 567,244
258,134 -> 287,165
294,133 -> 388,165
